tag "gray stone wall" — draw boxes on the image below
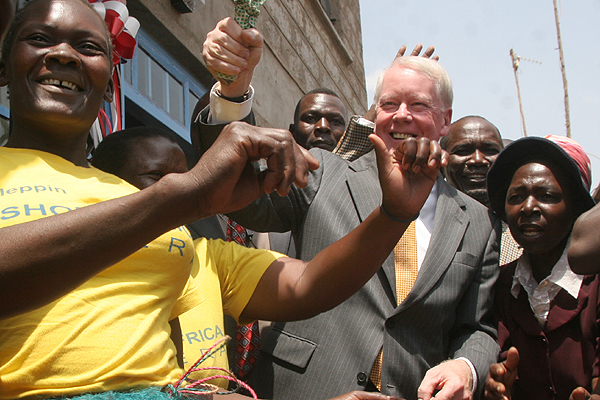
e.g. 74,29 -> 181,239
129,0 -> 367,130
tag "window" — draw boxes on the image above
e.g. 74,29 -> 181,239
121,29 -> 208,143
320,0 -> 331,16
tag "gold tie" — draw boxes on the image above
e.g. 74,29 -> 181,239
369,221 -> 418,390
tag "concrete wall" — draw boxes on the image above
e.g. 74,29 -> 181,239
129,0 -> 367,130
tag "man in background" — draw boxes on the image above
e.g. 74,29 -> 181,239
289,88 -> 347,152
440,115 -> 503,207
440,116 -> 522,265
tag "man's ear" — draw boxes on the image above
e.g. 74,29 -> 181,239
103,73 -> 115,103
289,123 -> 295,133
439,107 -> 453,137
0,60 -> 9,87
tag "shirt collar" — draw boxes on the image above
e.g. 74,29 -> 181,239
511,239 -> 583,300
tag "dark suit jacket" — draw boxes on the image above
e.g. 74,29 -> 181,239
495,261 -> 600,400
225,148 -> 501,400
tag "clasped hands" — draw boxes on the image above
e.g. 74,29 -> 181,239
371,134 -> 447,222
191,123 -> 446,223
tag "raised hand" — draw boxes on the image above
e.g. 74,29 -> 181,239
395,44 -> 438,60
484,347 -> 520,400
190,122 -> 318,217
202,17 -> 263,98
371,134 -> 446,221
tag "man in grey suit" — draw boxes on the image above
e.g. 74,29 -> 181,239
200,19 -> 500,400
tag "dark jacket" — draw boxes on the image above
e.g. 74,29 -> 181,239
495,260 -> 600,400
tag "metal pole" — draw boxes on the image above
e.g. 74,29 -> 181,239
510,49 -> 528,137
553,0 -> 571,137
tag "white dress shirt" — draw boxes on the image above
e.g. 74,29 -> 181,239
416,181 -> 437,269
206,83 -> 254,125
511,239 -> 584,327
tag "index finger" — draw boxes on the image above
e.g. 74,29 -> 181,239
395,137 -> 418,171
416,375 -> 438,400
488,362 -> 507,380
272,142 -> 319,195
409,137 -> 434,174
219,16 -> 244,39
215,18 -> 250,59
429,379 -> 464,400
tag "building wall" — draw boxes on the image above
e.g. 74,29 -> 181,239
128,0 -> 367,130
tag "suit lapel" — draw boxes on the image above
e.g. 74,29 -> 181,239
545,277 -> 590,331
346,151 -> 380,222
398,178 -> 469,310
345,151 -> 397,294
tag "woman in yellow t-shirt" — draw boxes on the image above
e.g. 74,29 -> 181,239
0,0 -> 445,399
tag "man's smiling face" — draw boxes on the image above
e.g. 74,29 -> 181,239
374,66 -> 451,151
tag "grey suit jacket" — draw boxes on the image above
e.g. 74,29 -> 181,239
228,148 -> 501,400
192,107 -> 296,257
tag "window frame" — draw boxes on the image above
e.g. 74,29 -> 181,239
120,29 -> 207,143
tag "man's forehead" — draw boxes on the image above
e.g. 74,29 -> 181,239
449,138 -> 501,149
453,121 -> 501,142
300,93 -> 346,114
383,65 -> 431,83
380,67 -> 437,98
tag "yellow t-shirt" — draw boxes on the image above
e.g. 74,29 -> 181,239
0,148 -> 202,399
179,238 -> 284,385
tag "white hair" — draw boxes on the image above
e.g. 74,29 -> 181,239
373,56 -> 453,111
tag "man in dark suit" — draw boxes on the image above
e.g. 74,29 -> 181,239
198,18 -> 500,400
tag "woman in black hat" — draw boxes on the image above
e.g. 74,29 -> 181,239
483,136 -> 598,400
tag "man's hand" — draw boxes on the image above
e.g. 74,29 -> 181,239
371,135 -> 446,221
330,391 -> 404,400
202,17 -> 263,98
190,122 -> 318,217
395,44 -> 438,61
483,347 -> 519,400
417,359 -> 473,400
